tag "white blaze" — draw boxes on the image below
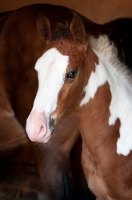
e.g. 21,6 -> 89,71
26,47 -> 69,143
33,47 -> 69,114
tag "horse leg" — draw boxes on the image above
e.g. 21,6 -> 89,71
32,109 -> 79,200
70,138 -> 95,200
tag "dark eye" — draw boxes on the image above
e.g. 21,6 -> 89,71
66,71 -> 77,78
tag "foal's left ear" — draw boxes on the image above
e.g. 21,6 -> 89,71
37,13 -> 51,41
70,13 -> 87,44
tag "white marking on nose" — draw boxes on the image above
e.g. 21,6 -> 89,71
25,48 -> 69,143
33,47 -> 69,114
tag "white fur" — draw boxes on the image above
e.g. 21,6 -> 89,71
80,35 -> 132,156
80,62 -> 107,106
33,47 -> 69,114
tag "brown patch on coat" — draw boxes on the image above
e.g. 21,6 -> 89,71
52,41 -> 100,121
77,82 -> 132,199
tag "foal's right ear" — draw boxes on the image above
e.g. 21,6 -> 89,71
37,13 -> 51,41
70,12 -> 87,45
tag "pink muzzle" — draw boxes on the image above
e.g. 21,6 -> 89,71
26,110 -> 52,143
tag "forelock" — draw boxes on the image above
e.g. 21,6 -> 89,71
50,23 -> 72,41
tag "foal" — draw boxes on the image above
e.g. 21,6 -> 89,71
26,13 -> 132,199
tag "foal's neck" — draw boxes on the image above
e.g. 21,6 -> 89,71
80,35 -> 132,156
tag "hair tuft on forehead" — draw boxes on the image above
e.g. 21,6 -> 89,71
50,23 -> 72,41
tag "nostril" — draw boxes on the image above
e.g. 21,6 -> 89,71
38,123 -> 46,137
39,125 -> 43,133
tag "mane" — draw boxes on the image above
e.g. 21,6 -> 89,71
89,35 -> 132,89
89,35 -> 118,65
50,23 -> 72,41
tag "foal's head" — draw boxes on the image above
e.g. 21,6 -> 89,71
26,13 -> 89,143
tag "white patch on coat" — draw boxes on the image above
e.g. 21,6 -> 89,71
33,47 -> 69,114
80,62 -> 107,106
80,35 -> 132,156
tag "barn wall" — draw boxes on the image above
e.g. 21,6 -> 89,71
0,0 -> 132,24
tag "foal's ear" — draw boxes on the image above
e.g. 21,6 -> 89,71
70,13 -> 87,44
37,13 -> 51,41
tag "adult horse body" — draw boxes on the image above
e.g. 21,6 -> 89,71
0,4 -> 110,199
26,12 -> 132,200
0,5 -> 83,200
